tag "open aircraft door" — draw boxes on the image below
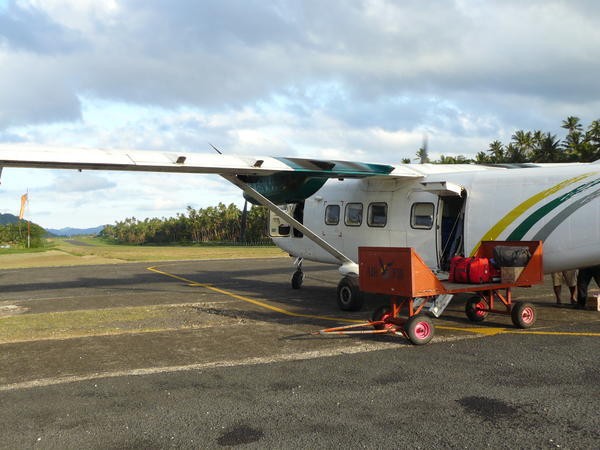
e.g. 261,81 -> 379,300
420,181 -> 466,271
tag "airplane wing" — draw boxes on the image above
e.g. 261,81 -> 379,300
0,143 -> 418,269
0,144 -> 422,178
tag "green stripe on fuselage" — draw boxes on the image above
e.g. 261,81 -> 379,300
507,177 -> 600,241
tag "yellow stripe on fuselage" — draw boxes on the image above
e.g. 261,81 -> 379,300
469,172 -> 595,256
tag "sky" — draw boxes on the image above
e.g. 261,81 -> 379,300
1,0 -> 599,228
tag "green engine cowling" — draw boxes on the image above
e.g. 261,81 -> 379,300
239,173 -> 328,205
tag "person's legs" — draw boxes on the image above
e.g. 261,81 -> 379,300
564,270 -> 578,304
551,272 -> 562,304
568,285 -> 577,304
591,266 -> 600,289
553,285 -> 562,304
577,268 -> 593,307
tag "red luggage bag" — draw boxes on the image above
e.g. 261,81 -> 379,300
449,257 -> 491,284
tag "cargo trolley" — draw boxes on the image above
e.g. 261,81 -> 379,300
317,241 -> 544,345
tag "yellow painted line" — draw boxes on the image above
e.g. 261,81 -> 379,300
470,172 -> 596,256
503,330 -> 600,336
435,326 -> 508,335
148,265 -> 600,337
147,266 -> 363,324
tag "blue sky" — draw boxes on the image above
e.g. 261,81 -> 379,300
1,0 -> 599,228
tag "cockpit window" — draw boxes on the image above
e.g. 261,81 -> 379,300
368,203 -> 387,227
325,204 -> 340,225
411,202 -> 434,229
345,203 -> 363,226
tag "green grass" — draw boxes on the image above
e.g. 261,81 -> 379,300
0,239 -> 57,254
0,236 -> 286,267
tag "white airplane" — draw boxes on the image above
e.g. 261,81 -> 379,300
0,144 -> 599,313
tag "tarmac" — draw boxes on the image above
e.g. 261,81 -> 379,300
0,258 -> 599,447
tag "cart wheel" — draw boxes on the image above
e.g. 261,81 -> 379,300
291,270 -> 304,289
405,314 -> 434,345
465,296 -> 489,322
336,276 -> 364,311
511,302 -> 536,329
371,305 -> 395,331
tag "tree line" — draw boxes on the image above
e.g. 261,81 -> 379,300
100,203 -> 270,245
408,116 -> 600,164
0,221 -> 46,248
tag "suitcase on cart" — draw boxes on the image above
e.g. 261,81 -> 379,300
449,256 -> 492,284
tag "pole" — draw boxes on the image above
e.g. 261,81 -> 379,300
26,189 -> 30,248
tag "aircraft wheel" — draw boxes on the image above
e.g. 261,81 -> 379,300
371,305 -> 395,331
291,270 -> 304,289
465,296 -> 489,322
511,302 -> 536,329
336,276 -> 364,311
405,314 -> 434,345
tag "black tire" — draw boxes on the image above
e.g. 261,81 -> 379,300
404,314 -> 435,345
511,302 -> 537,329
371,305 -> 392,330
336,276 -> 364,311
291,270 -> 304,289
465,296 -> 489,322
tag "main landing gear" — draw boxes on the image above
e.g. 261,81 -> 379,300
291,258 -> 304,290
336,276 -> 364,311
290,260 -> 365,312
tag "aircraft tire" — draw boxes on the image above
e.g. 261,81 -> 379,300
511,302 -> 537,329
291,270 -> 304,289
336,276 -> 364,311
405,314 -> 434,345
465,296 -> 489,322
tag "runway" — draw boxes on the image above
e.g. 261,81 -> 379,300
0,258 -> 599,447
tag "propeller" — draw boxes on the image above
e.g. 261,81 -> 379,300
420,134 -> 429,164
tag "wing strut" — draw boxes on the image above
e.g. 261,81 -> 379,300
222,175 -> 356,270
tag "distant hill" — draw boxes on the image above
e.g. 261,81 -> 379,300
0,213 -> 21,225
46,225 -> 106,237
1,213 -> 105,236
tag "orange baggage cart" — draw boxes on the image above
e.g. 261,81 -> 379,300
317,241 -> 544,345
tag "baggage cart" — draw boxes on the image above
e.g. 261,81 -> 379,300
317,241 -> 544,345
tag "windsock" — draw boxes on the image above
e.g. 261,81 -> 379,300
19,193 -> 27,220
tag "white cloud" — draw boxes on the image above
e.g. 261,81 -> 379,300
50,173 -> 116,193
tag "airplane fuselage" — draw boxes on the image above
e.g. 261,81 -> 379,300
272,164 -> 600,274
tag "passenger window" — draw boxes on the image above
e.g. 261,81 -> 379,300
411,203 -> 434,229
325,205 -> 340,225
345,203 -> 363,226
368,203 -> 387,227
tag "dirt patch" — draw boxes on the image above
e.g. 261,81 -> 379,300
0,304 -> 29,318
0,303 -> 233,344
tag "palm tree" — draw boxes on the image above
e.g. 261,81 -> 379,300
532,133 -> 562,162
487,140 -> 505,163
475,151 -> 490,164
561,116 -> 583,134
505,143 -> 527,163
586,120 -> 600,161
511,130 -> 534,160
415,147 -> 429,164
